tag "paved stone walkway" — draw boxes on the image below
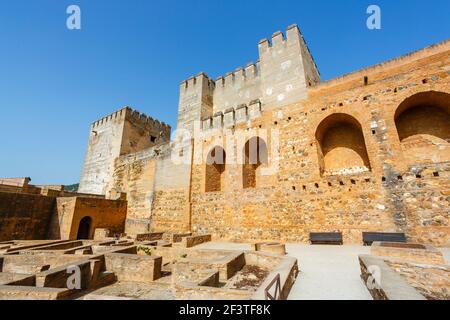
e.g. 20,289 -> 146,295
197,242 -> 372,300
284,244 -> 372,300
197,242 -> 450,300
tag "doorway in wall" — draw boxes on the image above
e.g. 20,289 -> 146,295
77,216 -> 92,239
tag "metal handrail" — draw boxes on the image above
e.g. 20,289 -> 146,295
264,273 -> 281,300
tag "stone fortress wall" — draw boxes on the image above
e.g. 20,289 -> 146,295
78,24 -> 450,245
190,40 -> 450,245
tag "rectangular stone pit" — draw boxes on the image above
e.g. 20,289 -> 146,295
174,250 -> 298,300
104,252 -> 162,282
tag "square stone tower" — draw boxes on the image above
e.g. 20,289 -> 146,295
176,24 -> 320,134
78,107 -> 171,195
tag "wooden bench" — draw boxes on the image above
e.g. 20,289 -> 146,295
362,232 -> 406,246
310,232 -> 343,245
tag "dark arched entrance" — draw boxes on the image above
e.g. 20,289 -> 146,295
77,216 -> 92,239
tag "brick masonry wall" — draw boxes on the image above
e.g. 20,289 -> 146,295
0,192 -> 55,241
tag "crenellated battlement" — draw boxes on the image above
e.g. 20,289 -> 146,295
179,24 -> 319,101
258,24 -> 320,77
181,62 -> 261,93
201,98 -> 262,132
128,109 -> 171,132
177,23 -> 321,133
91,106 -> 171,133
180,72 -> 215,91
91,107 -> 129,128
257,24 -> 300,51
81,106 -> 171,195
214,61 -> 261,89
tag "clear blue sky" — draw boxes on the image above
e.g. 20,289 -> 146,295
0,0 -> 449,185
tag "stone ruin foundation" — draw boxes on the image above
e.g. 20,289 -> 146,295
359,241 -> 449,300
0,233 -> 298,300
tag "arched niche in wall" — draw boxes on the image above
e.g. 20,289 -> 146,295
315,113 -> 371,177
205,146 -> 226,192
243,137 -> 268,189
395,91 -> 450,164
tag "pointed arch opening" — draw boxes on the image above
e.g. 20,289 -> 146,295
205,146 -> 226,192
395,91 -> 450,164
243,137 -> 268,189
315,113 -> 371,176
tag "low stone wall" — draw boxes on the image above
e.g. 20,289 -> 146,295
0,238 -> 302,300
35,260 -> 93,289
0,273 -> 35,286
0,240 -> 69,254
175,282 -> 253,300
253,243 -> 286,256
359,254 -> 425,300
163,232 -> 192,243
1,253 -> 93,275
0,285 -> 73,300
386,259 -> 450,300
371,241 -> 445,264
181,234 -> 212,248
249,252 -> 298,300
94,229 -> 111,240
104,252 -> 162,282
135,232 -> 164,241
172,249 -> 246,281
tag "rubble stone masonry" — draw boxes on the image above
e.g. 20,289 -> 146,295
81,25 -> 449,245
190,41 -> 450,244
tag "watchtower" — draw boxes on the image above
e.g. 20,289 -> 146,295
78,107 -> 171,195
